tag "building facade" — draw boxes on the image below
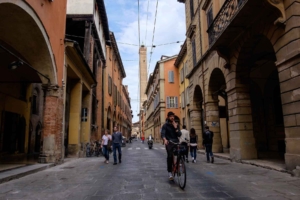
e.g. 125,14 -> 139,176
178,0 -> 300,170
103,32 -> 132,136
145,55 -> 180,142
174,41 -> 191,131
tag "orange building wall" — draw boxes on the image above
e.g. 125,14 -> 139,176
163,58 -> 180,119
27,0 -> 67,86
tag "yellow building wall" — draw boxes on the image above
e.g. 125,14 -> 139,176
0,83 -> 32,153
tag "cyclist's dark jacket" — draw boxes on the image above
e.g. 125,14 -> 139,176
161,122 -> 182,143
202,130 -> 214,145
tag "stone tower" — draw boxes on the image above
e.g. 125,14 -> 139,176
139,45 -> 148,108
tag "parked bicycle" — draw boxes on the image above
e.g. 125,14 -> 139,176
170,140 -> 187,189
86,141 -> 102,157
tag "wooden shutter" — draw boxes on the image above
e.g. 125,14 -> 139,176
166,96 -> 170,108
175,96 -> 178,108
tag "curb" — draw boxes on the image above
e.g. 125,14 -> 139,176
197,150 -> 292,175
0,163 -> 55,185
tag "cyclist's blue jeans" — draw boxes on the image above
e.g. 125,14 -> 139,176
190,146 -> 197,160
102,145 -> 109,161
205,144 -> 213,161
113,143 -> 122,163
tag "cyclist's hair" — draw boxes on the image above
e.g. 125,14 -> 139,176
190,128 -> 196,137
182,125 -> 186,129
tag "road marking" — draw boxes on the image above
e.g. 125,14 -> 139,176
136,147 -> 140,150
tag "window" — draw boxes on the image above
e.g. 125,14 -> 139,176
181,92 -> 185,108
192,39 -> 197,67
190,0 -> 194,19
154,93 -> 160,108
207,6 -> 213,28
108,75 -> 112,95
180,68 -> 184,83
166,96 -> 178,108
184,61 -> 188,76
185,90 -> 190,106
168,71 -> 174,83
113,84 -> 117,105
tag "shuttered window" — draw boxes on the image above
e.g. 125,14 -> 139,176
108,75 -> 112,95
207,6 -> 213,28
190,0 -> 194,19
166,96 -> 178,108
181,92 -> 185,108
185,90 -> 190,106
192,39 -> 196,67
168,71 -> 174,83
180,68 -> 184,83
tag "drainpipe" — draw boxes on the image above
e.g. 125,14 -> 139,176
61,46 -> 67,162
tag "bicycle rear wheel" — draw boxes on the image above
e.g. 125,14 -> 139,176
177,157 -> 186,189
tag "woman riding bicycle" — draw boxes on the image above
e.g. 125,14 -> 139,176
161,111 -> 182,181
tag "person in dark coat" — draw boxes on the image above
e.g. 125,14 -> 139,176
161,111 -> 182,180
202,126 -> 214,163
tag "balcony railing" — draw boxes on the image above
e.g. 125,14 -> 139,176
207,0 -> 247,46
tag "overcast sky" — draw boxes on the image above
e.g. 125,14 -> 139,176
104,0 -> 186,123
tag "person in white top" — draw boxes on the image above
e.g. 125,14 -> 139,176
179,125 -> 190,163
101,129 -> 112,164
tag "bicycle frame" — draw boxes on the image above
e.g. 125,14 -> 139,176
170,141 -> 187,189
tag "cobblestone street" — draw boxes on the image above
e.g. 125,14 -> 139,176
0,141 -> 299,200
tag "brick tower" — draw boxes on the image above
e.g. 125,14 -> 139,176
139,45 -> 148,108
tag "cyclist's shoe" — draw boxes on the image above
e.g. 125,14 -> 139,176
168,172 -> 174,181
119,160 -> 122,163
211,157 -> 214,163
194,160 -> 196,163
113,162 -> 117,165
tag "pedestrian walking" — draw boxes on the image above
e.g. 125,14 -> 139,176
112,126 -> 122,165
101,129 -> 111,164
189,128 -> 198,163
179,125 -> 190,163
203,126 -> 214,163
161,111 -> 182,180
141,135 -> 145,143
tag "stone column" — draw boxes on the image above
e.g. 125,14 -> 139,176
39,84 -> 64,163
68,81 -> 82,157
189,109 -> 203,147
278,56 -> 300,170
205,100 -> 223,153
227,86 -> 257,161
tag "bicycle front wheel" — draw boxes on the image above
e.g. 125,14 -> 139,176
177,157 -> 186,189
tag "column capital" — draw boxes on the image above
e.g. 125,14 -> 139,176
42,84 -> 61,97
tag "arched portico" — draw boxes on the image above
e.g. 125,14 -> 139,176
0,1 -> 59,163
231,34 -> 284,161
191,85 -> 204,147
207,68 -> 228,153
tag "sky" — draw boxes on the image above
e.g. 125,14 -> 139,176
104,0 -> 186,123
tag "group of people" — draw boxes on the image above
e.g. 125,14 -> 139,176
101,126 -> 122,165
161,111 -> 214,180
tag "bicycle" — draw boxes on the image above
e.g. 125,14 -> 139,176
170,141 -> 187,189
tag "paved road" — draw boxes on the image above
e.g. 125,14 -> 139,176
0,141 -> 299,200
